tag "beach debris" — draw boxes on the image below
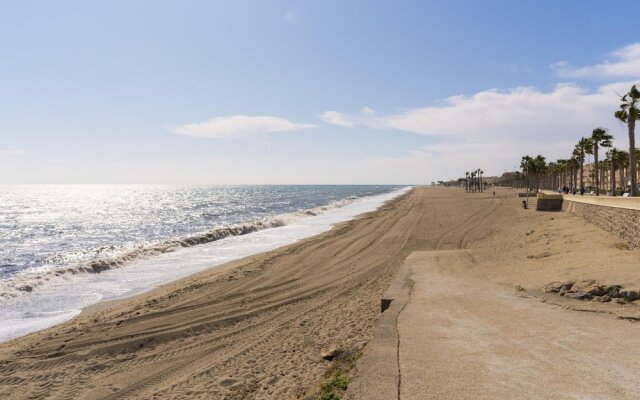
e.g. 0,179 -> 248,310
571,280 -> 605,296
527,252 -> 552,259
321,346 -> 341,361
619,289 -> 640,302
594,295 -> 612,303
544,280 -> 640,303
543,281 -> 563,293
219,377 -> 237,387
542,281 -> 574,294
604,285 -> 622,297
564,291 -> 593,300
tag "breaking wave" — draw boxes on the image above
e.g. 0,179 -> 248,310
0,195 -> 364,300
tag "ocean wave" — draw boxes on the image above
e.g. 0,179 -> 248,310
0,194 -> 366,300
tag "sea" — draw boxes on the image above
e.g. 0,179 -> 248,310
0,185 -> 410,341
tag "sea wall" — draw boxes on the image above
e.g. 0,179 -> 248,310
536,193 -> 563,212
563,197 -> 640,249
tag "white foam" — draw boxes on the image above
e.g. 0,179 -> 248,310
0,187 -> 411,342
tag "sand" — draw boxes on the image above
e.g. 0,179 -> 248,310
1,187 -> 639,399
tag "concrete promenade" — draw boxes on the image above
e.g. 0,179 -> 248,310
561,193 -> 640,210
347,250 -> 640,400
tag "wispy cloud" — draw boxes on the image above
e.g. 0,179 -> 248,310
318,107 -> 381,129
325,83 -> 635,139
321,80 -> 640,177
379,83 -> 628,139
317,45 -> 640,180
318,111 -> 356,128
552,43 -> 640,79
172,115 -> 316,139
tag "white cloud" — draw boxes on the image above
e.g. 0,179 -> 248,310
552,43 -> 640,79
172,115 -> 316,139
379,83 -> 628,139
319,107 -> 382,129
360,106 -> 375,116
318,111 -> 356,128
166,43 -> 640,182
330,83 -> 634,140
322,80 -> 639,180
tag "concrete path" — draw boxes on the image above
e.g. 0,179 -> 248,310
349,250 -> 640,399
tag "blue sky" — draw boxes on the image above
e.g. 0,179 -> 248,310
1,0 -> 640,183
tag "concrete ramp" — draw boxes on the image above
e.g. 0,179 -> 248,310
344,250 -> 413,400
346,250 -> 466,400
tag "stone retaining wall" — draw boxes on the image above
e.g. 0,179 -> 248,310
563,200 -> 640,249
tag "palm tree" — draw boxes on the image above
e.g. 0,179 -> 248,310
619,149 -> 630,186
635,149 -> 640,187
608,148 -> 620,195
557,159 -> 572,190
547,162 -> 557,190
570,149 -> 581,192
474,169 -> 478,192
614,85 -> 640,196
601,158 -> 610,192
465,171 -> 470,193
514,171 -> 522,188
478,169 -> 484,192
470,171 -> 477,193
532,155 -> 547,191
590,127 -> 613,196
521,156 -> 533,192
574,137 -> 593,192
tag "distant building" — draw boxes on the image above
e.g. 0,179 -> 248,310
483,176 -> 498,186
496,172 -> 523,187
581,163 -> 595,188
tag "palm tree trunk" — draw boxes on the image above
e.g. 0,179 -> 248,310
580,159 -> 584,190
611,158 -> 616,196
594,145 -> 599,196
629,118 -> 637,196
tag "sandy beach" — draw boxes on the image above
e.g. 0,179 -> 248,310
2,187 -> 640,399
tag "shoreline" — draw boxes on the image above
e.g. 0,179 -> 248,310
0,186 -> 411,343
0,187 -> 422,399
2,187 -> 639,399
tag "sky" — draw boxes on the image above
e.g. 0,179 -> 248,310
1,0 -> 640,184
